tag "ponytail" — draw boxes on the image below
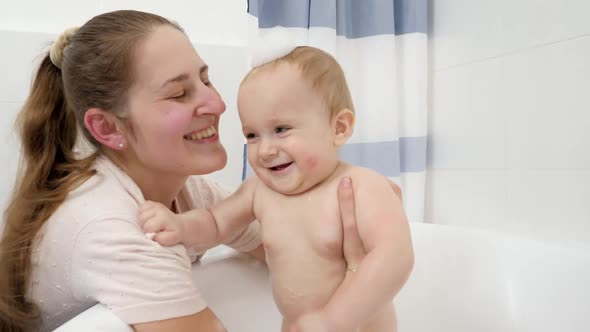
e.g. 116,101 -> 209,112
0,55 -> 97,331
1,10 -> 183,331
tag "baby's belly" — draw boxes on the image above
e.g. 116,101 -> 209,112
268,253 -> 346,321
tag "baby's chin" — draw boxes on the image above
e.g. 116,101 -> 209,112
266,179 -> 319,196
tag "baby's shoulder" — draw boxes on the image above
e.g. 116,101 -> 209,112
342,164 -> 389,184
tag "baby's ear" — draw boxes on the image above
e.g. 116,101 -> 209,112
332,108 -> 355,146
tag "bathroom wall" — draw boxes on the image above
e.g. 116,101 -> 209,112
0,0 -> 250,214
426,0 -> 590,244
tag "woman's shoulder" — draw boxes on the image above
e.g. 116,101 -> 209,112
52,160 -> 141,230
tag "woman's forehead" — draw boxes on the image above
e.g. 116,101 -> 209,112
132,26 -> 205,91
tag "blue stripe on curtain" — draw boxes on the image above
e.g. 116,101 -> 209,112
248,0 -> 427,37
241,137 -> 427,180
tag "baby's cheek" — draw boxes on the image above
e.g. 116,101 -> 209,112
306,156 -> 318,169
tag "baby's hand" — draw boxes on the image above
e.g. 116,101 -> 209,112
138,201 -> 185,246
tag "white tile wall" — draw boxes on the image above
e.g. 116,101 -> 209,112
433,0 -> 590,70
426,170 -> 508,230
0,1 -> 248,45
0,1 -> 100,33
429,0 -> 590,244
506,170 -> 590,243
99,0 -> 248,46
0,102 -> 21,213
0,31 -> 55,102
499,0 -> 590,56
429,60 -> 507,170
502,37 -> 590,170
430,0 -> 505,70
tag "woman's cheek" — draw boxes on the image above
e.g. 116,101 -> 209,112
158,106 -> 193,137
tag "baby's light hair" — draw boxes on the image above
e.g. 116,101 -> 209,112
243,46 -> 355,116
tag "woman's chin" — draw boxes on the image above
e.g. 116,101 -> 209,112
190,149 -> 227,174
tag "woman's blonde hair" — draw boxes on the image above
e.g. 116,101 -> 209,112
0,10 -> 182,331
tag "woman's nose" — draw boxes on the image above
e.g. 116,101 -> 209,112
195,85 -> 226,116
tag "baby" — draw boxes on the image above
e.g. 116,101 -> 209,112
140,46 -> 413,332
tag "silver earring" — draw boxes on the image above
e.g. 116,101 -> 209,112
118,143 -> 124,148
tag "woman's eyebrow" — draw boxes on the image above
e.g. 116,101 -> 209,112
159,65 -> 209,90
159,73 -> 189,90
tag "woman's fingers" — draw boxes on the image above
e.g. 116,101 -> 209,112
388,180 -> 403,201
337,177 -> 366,270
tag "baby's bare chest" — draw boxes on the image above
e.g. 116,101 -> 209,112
256,187 -> 344,259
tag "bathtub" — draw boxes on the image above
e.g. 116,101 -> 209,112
55,223 -> 590,332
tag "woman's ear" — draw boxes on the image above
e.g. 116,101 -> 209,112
84,108 -> 127,150
332,108 -> 355,146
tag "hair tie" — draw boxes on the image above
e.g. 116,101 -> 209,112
49,27 -> 80,69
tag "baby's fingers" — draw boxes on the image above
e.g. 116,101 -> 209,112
153,231 -> 182,247
142,217 -> 165,234
137,208 -> 156,227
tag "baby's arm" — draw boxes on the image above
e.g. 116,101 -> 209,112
321,172 -> 413,330
139,177 -> 259,251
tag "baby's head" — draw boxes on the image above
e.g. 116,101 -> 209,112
238,46 -> 355,195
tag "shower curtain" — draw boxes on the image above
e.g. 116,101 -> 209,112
243,0 -> 428,223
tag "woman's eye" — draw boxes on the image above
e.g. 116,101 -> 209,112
171,91 -> 186,99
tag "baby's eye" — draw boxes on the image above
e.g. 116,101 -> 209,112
244,133 -> 257,140
275,126 -> 290,134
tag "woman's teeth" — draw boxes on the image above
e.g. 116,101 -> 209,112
184,126 -> 216,141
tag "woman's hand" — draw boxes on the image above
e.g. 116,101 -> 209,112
337,177 -> 365,274
337,177 -> 402,272
286,178 -> 403,332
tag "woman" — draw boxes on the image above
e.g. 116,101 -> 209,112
0,10 -> 384,332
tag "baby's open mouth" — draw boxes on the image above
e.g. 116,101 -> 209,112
269,162 -> 293,171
